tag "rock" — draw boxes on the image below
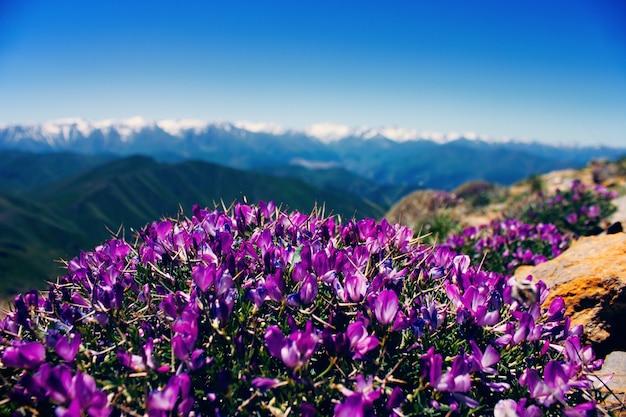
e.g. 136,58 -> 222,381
610,195 -> 626,225
608,222 -> 624,235
595,351 -> 626,415
515,233 -> 626,358
591,159 -> 620,185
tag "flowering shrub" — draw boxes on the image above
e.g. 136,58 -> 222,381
444,219 -> 572,276
0,202 -> 608,416
519,180 -> 617,237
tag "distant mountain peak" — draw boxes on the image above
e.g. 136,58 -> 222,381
302,122 -> 513,144
1,117 -> 524,145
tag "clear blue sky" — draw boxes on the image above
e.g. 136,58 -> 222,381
1,0 -> 625,146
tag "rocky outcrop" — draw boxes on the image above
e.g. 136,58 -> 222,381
515,233 -> 626,358
610,195 -> 626,225
595,351 -> 626,415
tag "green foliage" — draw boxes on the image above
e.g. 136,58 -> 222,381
526,174 -> 545,194
415,211 -> 462,245
453,181 -> 496,208
518,180 -> 617,237
444,220 -> 572,276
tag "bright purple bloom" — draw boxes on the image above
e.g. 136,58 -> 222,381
171,305 -> 199,360
117,350 -> 146,372
344,273 -> 368,302
35,364 -> 111,417
520,360 -> 589,407
335,375 -> 381,417
386,386 -> 405,411
494,399 -> 541,417
147,374 -> 193,417
446,284 -> 499,327
2,340 -> 45,369
192,263 -> 215,292
53,333 -> 82,362
421,347 -> 471,393
299,274 -> 318,305
251,377 -> 284,391
587,205 -> 600,218
264,321 -> 319,369
564,336 -> 602,371
468,340 -> 499,374
346,321 -> 379,360
372,289 -> 399,326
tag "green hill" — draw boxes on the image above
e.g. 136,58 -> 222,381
0,150 -> 115,193
0,156 -> 384,298
258,164 -> 415,208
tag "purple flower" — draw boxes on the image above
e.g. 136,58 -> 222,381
335,375 -> 381,417
446,284 -> 499,327
35,364 -> 111,417
520,360 -> 588,407
54,333 -> 82,362
372,289 -> 399,326
587,205 -> 600,218
494,399 -> 541,417
468,340 -> 499,374
251,377 -> 284,391
344,273 -> 368,302
299,274 -> 318,305
386,386 -> 405,411
264,321 -> 319,369
192,263 -> 215,292
2,340 -> 46,369
564,336 -> 602,371
566,212 -> 578,225
147,373 -> 193,417
171,305 -> 199,360
421,347 -> 471,393
346,321 -> 379,360
117,350 -> 146,372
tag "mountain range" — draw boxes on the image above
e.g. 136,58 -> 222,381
2,118 -> 624,190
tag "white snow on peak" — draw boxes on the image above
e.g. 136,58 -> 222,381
156,119 -> 209,136
107,116 -> 152,141
304,123 -> 352,143
304,122 -> 506,144
0,117 -> 534,146
33,117 -> 154,142
233,121 -> 286,135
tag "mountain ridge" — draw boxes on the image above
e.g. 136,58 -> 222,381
2,117 -> 620,148
2,118 -> 624,192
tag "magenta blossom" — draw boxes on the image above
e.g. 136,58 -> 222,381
147,373 -> 193,417
372,289 -> 399,326
520,360 -> 590,407
346,321 -> 379,360
2,340 -> 46,370
334,375 -> 381,417
265,321 -> 319,369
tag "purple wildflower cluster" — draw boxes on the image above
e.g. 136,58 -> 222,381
0,202 -> 607,415
444,219 -> 572,275
520,179 -> 617,237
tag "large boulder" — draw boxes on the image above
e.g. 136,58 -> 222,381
515,232 -> 626,358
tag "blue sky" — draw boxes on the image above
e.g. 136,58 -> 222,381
0,0 -> 625,146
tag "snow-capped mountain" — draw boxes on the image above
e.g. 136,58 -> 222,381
1,117 -> 624,190
0,117 -> 516,147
